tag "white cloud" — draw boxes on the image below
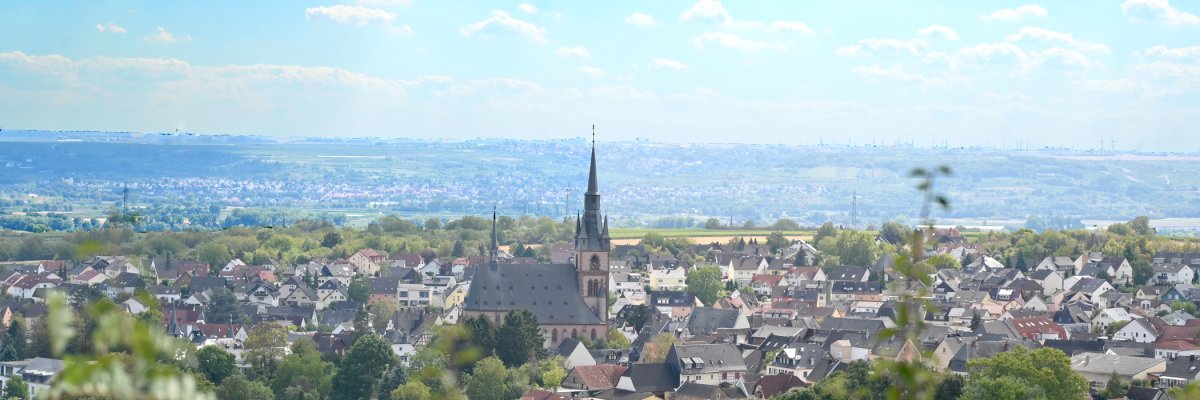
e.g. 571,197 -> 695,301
679,0 -> 780,29
917,25 -> 959,41
836,38 -> 928,56
851,65 -> 967,87
1134,45 -> 1200,58
770,21 -> 814,35
625,12 -> 658,27
356,0 -> 411,6
648,58 -> 689,71
981,4 -> 1048,21
577,66 -> 605,78
305,5 -> 396,26
459,10 -> 548,43
95,23 -> 127,34
141,27 -> 190,43
1005,27 -> 1110,53
1121,0 -> 1200,26
680,0 -> 731,24
517,3 -> 539,15
555,46 -> 590,59
693,32 -> 786,52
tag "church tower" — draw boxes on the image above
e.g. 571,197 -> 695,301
575,132 -> 610,322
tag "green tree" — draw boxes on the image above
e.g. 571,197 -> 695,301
206,287 -> 245,325
215,375 -> 275,400
376,365 -> 408,400
935,373 -> 965,400
270,339 -> 335,400
331,334 -> 398,400
496,310 -> 544,367
639,333 -> 677,363
685,265 -> 723,306
624,304 -> 652,332
766,231 -> 789,254
814,222 -> 838,246
818,230 -> 879,267
1129,216 -> 1152,236
452,239 -> 465,257
607,329 -> 631,349
879,221 -> 910,246
970,312 -> 982,331
465,356 -> 509,400
195,242 -> 231,274
392,381 -> 431,400
771,218 -> 802,230
321,231 -> 343,248
3,375 -> 28,400
4,320 -> 25,361
541,363 -> 566,390
244,323 -> 289,382
1103,371 -> 1126,399
926,253 -> 961,270
704,218 -> 723,230
423,218 -> 441,231
348,276 -> 370,303
462,315 -> 496,358
369,300 -> 399,334
197,345 -> 236,384
962,347 -> 1088,400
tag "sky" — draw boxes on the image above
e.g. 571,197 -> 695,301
0,1 -> 1198,151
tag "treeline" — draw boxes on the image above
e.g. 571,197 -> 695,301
0,214 -> 578,269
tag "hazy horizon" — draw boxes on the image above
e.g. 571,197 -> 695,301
2,1 -> 1199,151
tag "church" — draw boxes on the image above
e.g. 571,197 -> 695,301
461,139 -> 612,348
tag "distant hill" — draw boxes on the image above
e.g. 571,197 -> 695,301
1,130 -> 1197,231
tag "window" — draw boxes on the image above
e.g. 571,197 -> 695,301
419,291 -> 429,298
399,291 -> 408,297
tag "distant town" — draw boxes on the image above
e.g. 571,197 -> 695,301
0,142 -> 1196,399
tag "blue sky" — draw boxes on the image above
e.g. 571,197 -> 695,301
0,0 -> 1198,150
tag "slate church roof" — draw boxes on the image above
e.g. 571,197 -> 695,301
464,262 -> 604,325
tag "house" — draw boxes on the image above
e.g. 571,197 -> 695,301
1158,356 -> 1200,388
648,267 -> 686,291
396,281 -> 433,307
1008,316 -> 1067,341
1069,352 -> 1166,389
71,270 -> 108,286
749,274 -> 786,296
0,357 -> 65,398
561,364 -> 628,393
104,272 -> 144,298
1029,269 -> 1063,296
730,257 -> 768,285
827,266 -> 870,282
348,248 -> 386,276
557,338 -> 597,369
649,291 -> 701,317
1091,308 -> 1133,332
754,373 -> 809,398
674,382 -> 743,400
667,343 -> 748,386
319,263 -> 355,287
1114,318 -> 1159,343
283,285 -> 319,308
1152,263 -> 1194,285
613,362 -> 678,396
1036,256 -> 1077,277
829,281 -> 882,303
681,307 -> 749,338
787,267 -> 826,283
1154,340 -> 1200,360
765,343 -> 827,381
368,277 -> 402,304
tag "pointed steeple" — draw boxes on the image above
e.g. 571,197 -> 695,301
491,205 -> 499,261
167,301 -> 179,337
587,125 -> 598,195
602,214 -> 610,238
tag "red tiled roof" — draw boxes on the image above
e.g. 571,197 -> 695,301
570,364 -> 628,390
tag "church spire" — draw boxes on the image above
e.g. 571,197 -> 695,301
587,125 -> 598,195
491,205 -> 499,261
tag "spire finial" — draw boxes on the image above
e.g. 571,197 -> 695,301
587,126 -> 598,195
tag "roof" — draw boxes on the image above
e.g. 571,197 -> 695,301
685,307 -> 742,335
1029,269 -> 1057,280
671,343 -> 748,373
1070,352 -> 1165,376
464,262 -> 604,325
621,362 -> 678,393
755,374 -> 807,398
831,281 -> 881,294
1126,386 -> 1165,400
827,266 -> 868,281
570,364 -> 627,389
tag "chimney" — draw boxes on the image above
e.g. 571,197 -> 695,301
1084,355 -> 1090,366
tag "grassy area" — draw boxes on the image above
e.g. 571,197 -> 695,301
607,228 -> 816,240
